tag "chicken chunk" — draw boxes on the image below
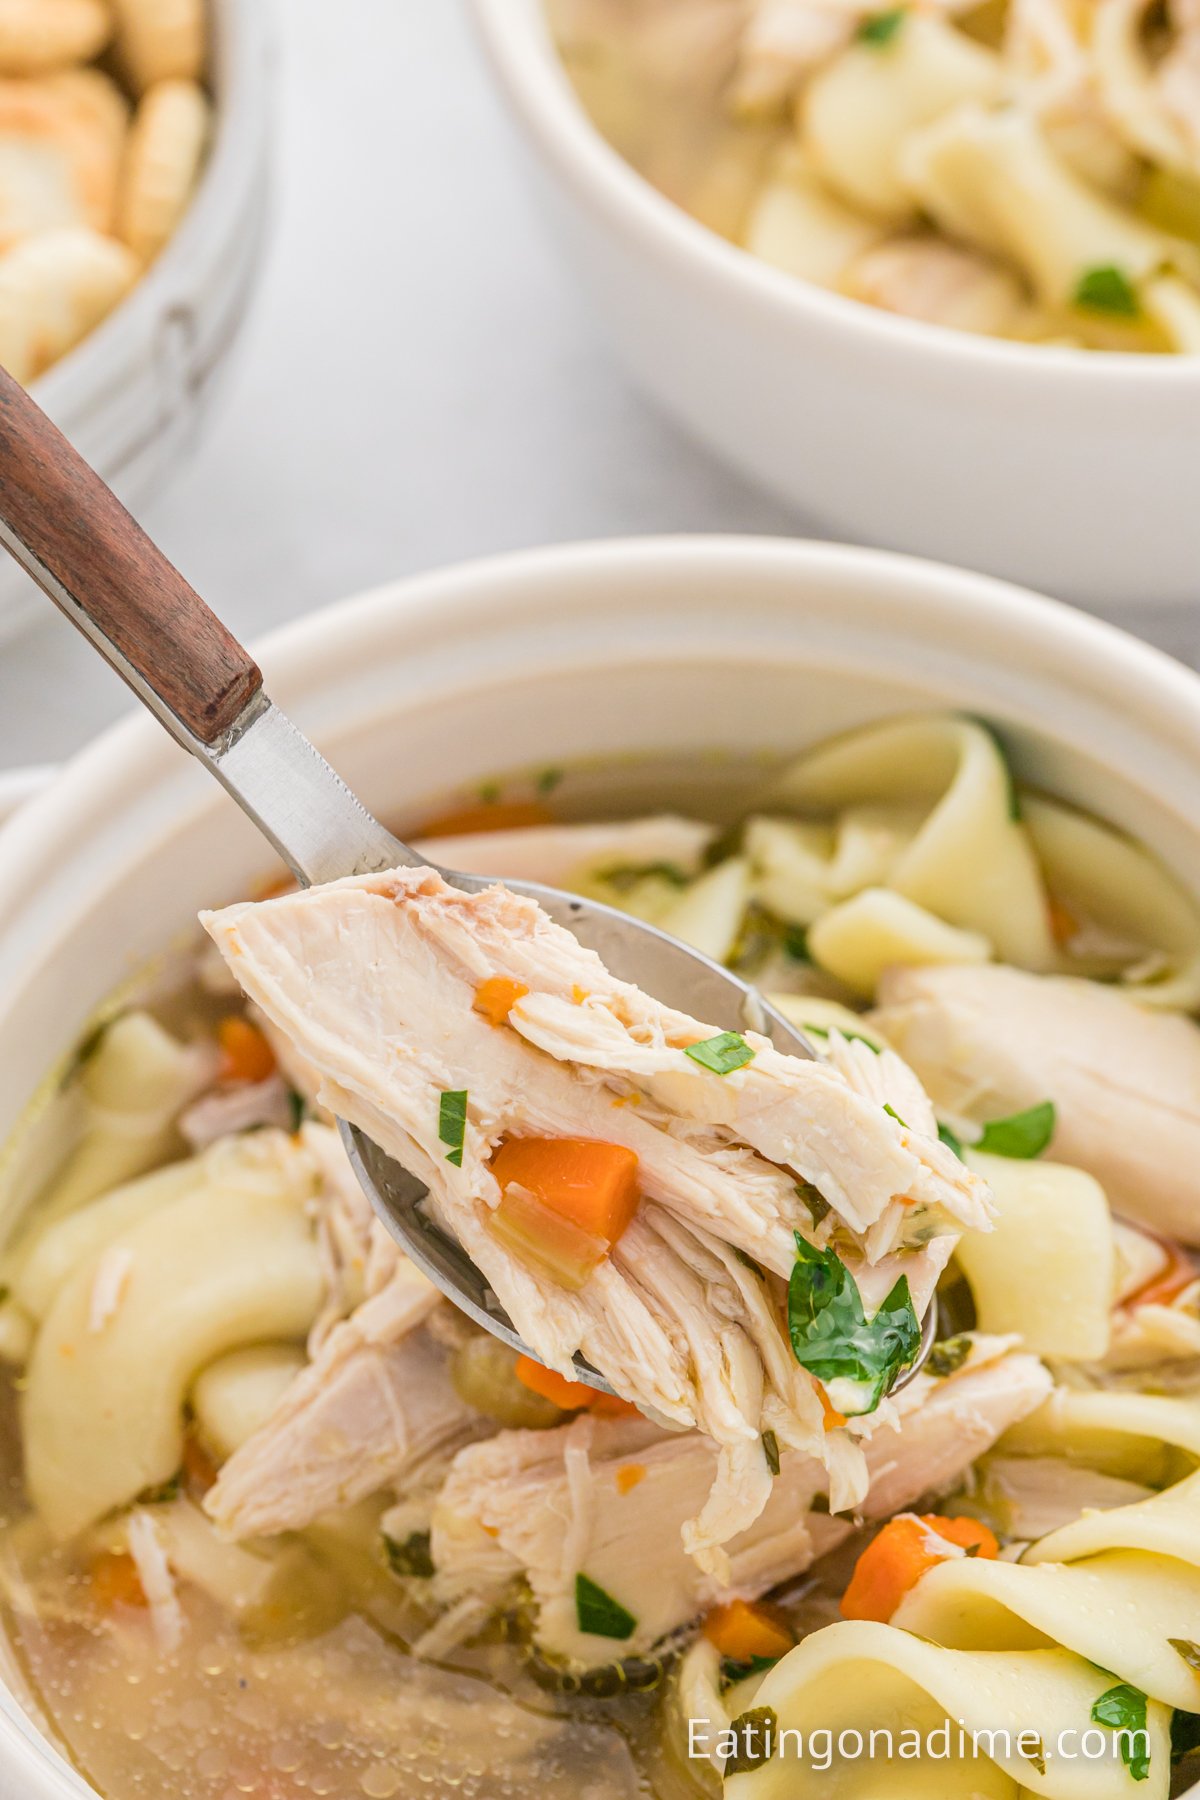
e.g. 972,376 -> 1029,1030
204,1259 -> 485,1539
873,961 -> 1200,1244
202,868 -> 991,1559
430,1337 -> 1050,1665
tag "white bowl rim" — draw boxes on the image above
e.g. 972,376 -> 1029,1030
4,532 -> 1200,918
470,0 -> 1200,390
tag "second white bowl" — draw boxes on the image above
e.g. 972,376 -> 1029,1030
470,0 -> 1200,610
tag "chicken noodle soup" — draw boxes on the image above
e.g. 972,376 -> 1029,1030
549,0 -> 1200,352
2,712 -> 1200,1798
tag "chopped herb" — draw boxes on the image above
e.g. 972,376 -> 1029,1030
1092,1681 -> 1151,1783
684,1031 -> 755,1076
597,861 -> 690,894
287,1087 -> 306,1132
1171,1639 -> 1200,1674
575,1573 -> 637,1640
478,781 -> 502,805
536,767 -> 564,795
783,924 -> 810,963
725,1707 -> 778,1776
883,1103 -> 909,1129
858,6 -> 905,43
438,1089 -> 469,1167
796,1181 -> 832,1228
1075,264 -> 1141,319
762,1430 -> 781,1477
937,1123 -> 964,1158
976,1101 -> 1056,1160
384,1530 -> 435,1578
927,1334 -> 973,1378
787,1233 -> 921,1415
137,1472 -> 182,1506
721,1653 -> 781,1687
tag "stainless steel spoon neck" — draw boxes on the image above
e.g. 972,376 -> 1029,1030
200,695 -> 414,887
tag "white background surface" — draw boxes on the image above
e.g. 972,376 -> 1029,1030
0,0 -> 1196,769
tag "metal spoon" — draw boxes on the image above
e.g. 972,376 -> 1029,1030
0,368 -> 936,1394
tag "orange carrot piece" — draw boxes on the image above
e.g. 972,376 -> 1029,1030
703,1598 -> 795,1663
217,1016 -> 276,1085
415,800 -> 554,839
473,977 -> 530,1027
1127,1241 -> 1198,1311
515,1354 -> 640,1417
490,1137 -> 641,1245
841,1513 -> 999,1623
817,1383 -> 847,1432
615,1463 -> 647,1495
90,1551 -> 147,1610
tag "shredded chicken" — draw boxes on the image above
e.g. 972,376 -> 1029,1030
204,1259 -> 486,1539
430,1336 -> 1050,1664
202,868 -> 993,1560
125,1509 -> 185,1654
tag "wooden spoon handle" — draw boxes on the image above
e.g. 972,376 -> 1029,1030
0,365 -> 261,744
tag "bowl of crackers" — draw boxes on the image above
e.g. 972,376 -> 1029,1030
0,0 -> 271,639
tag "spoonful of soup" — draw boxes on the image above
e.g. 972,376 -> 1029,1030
0,370 -> 972,1551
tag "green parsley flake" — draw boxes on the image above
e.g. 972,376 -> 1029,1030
787,1232 -> 920,1415
937,1122 -> 964,1158
536,767 -> 564,795
575,1573 -> 637,1640
762,1430 -> 781,1477
684,1031 -> 755,1076
1074,265 -> 1141,319
438,1089 -> 468,1167
1091,1681 -> 1151,1782
725,1707 -> 778,1776
883,1103 -> 909,1129
858,6 -> 905,43
976,1101 -> 1056,1159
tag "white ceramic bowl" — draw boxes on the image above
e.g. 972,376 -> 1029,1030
0,535 -> 1200,1792
0,0 -> 272,644
469,0 -> 1200,610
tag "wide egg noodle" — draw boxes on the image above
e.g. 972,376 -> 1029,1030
724,1619 -> 1170,1798
762,713 -> 1055,969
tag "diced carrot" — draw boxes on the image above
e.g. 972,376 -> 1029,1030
473,977 -> 530,1027
515,1354 -> 640,1418
817,1383 -> 847,1432
217,1016 -> 276,1085
490,1137 -> 641,1245
1047,895 -> 1079,946
415,801 -> 555,839
615,1462 -> 647,1495
1126,1240 -> 1198,1311
90,1551 -> 147,1610
841,1513 -> 999,1623
703,1598 -> 795,1663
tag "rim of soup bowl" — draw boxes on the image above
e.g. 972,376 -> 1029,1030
1,536 -> 1200,1798
469,0 -> 1200,395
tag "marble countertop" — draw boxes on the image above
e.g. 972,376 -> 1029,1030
0,0 -> 1196,771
